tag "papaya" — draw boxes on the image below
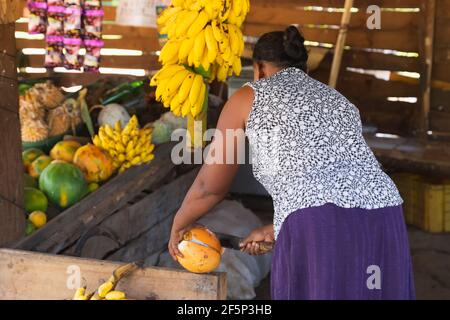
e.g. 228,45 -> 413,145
22,148 -> 44,171
39,161 -> 88,209
28,155 -> 52,178
50,140 -> 82,163
73,144 -> 114,183
24,187 -> 48,214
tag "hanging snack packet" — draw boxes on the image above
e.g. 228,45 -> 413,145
44,36 -> 64,68
64,37 -> 82,70
83,39 -> 104,73
48,0 -> 64,5
27,0 -> 47,34
83,8 -> 104,40
84,1 -> 102,10
46,5 -> 66,37
64,5 -> 82,37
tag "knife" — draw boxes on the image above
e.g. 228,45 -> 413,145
215,232 -> 274,254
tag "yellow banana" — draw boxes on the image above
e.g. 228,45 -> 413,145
157,6 -> 182,28
105,291 -> 126,300
115,143 -> 125,153
98,281 -> 114,298
170,93 -> 183,113
231,0 -> 243,18
232,56 -> 242,76
159,40 -> 181,65
187,9 -> 209,38
211,20 -> 224,42
156,78 -> 170,101
217,63 -> 229,82
150,64 -> 185,87
204,25 -> 218,63
166,69 -> 190,95
171,0 -> 184,7
228,24 -> 241,56
178,72 -> 195,104
175,10 -> 199,39
191,81 -> 207,117
181,98 -> 192,117
142,154 -> 155,163
73,287 -> 87,300
193,29 -> 206,67
201,50 -> 211,72
189,74 -> 204,106
219,0 -> 232,22
178,37 -> 196,63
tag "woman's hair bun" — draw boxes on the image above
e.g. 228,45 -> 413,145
283,26 -> 306,61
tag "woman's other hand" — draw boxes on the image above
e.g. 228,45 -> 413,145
240,224 -> 275,255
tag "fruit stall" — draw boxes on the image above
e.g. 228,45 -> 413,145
1,0 -> 450,300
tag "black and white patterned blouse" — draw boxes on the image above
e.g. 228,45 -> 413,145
245,67 -> 403,239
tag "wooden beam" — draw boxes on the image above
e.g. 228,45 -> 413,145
418,0 -> 436,139
0,21 -> 25,247
0,249 -> 227,300
329,0 -> 354,88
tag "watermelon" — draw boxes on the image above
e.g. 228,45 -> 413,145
24,187 -> 48,214
39,162 -> 88,209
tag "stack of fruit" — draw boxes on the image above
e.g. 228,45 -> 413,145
151,0 -> 250,119
92,115 -> 155,174
22,139 -> 117,235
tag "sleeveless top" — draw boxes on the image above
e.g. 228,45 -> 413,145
244,67 -> 403,239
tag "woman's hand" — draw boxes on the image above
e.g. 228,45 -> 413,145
240,224 -> 275,255
168,223 -> 204,261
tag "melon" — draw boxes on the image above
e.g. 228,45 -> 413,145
24,187 -> 48,214
39,162 -> 88,209
28,155 -> 52,178
97,104 -> 130,128
50,140 -> 82,163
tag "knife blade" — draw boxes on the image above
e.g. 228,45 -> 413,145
215,232 -> 274,253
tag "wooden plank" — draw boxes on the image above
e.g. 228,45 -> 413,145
251,0 -> 422,8
338,50 -> 419,72
13,143 -> 177,253
0,249 -> 227,300
23,53 -> 160,71
102,169 -> 199,262
246,4 -> 420,30
243,23 -> 419,52
0,23 -> 25,246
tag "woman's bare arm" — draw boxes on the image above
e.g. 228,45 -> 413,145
168,86 -> 254,259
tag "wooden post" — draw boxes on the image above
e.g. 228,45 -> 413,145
417,0 -> 436,139
0,1 -> 26,246
328,0 -> 354,88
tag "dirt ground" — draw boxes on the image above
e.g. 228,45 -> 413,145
237,196 -> 450,300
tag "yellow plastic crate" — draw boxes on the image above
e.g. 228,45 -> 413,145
391,173 -> 450,233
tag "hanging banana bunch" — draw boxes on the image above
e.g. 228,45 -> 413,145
155,0 -> 250,87
152,0 -> 250,148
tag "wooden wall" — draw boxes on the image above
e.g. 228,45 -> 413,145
431,0 -> 450,138
14,0 -> 450,139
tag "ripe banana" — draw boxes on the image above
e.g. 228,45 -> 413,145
105,291 -> 126,300
204,25 -> 218,63
193,29 -> 206,67
175,10 -> 198,39
187,9 -> 209,38
189,74 -> 204,107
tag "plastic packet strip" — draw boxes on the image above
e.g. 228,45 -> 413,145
46,5 -> 66,37
64,5 -> 82,37
82,8 -> 104,40
83,39 -> 104,73
27,1 -> 47,34
44,36 -> 64,68
63,37 -> 83,70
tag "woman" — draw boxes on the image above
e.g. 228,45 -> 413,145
168,26 -> 415,300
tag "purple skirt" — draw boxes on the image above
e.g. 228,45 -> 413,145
271,203 -> 415,300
